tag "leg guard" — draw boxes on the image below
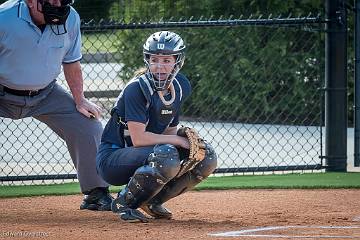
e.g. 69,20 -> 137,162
148,143 -> 217,205
117,144 -> 181,209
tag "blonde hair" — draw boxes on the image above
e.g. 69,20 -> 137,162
134,67 -> 147,77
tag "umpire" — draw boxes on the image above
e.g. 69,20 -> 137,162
0,0 -> 112,210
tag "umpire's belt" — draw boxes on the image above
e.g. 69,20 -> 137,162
2,86 -> 45,97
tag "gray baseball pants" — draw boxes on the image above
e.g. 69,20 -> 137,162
0,81 -> 108,192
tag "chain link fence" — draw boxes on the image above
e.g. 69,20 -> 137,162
0,15 -> 326,185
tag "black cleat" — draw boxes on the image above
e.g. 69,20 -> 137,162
80,187 -> 113,211
141,203 -> 172,219
111,194 -> 149,223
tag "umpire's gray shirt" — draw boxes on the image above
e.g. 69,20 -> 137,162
0,0 -> 82,90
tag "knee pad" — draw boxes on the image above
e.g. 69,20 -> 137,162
122,164 -> 167,209
147,144 -> 181,180
191,143 -> 217,181
119,144 -> 181,209
148,144 -> 217,205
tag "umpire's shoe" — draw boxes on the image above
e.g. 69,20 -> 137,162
111,193 -> 149,223
80,187 -> 113,211
141,204 -> 172,219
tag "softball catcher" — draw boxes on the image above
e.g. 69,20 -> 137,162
96,31 -> 217,222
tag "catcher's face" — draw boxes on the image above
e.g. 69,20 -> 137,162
149,55 -> 176,81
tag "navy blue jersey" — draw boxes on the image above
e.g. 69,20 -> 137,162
101,73 -> 191,147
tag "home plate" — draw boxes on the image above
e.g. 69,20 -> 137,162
209,225 -> 360,238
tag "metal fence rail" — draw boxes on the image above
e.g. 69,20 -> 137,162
80,14 -> 325,29
0,15 -> 325,184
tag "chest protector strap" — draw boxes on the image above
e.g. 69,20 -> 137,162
138,74 -> 183,107
138,75 -> 154,109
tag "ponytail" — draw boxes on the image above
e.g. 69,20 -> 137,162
134,67 -> 147,77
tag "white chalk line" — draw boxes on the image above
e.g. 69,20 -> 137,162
209,225 -> 360,238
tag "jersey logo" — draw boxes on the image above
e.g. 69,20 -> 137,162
161,109 -> 173,115
157,43 -> 165,49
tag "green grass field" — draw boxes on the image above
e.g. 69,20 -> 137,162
1,172 -> 359,198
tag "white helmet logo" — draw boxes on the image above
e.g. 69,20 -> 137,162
157,43 -> 165,49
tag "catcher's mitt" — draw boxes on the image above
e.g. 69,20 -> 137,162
176,126 -> 206,177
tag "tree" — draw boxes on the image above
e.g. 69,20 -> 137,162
73,0 -> 115,21
111,0 -> 324,125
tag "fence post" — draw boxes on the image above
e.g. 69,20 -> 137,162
325,0 -> 348,171
354,0 -> 360,167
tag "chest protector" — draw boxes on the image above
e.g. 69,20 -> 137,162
138,74 -> 183,109
110,74 -> 183,147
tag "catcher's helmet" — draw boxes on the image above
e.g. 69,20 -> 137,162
143,31 -> 186,91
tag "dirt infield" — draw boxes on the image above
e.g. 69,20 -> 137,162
1,189 -> 360,239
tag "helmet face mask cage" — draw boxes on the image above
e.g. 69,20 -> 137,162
143,31 -> 186,91
144,52 -> 185,91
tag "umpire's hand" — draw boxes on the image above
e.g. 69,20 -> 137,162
76,97 -> 102,119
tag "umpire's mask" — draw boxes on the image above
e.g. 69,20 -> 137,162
38,0 -> 74,35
